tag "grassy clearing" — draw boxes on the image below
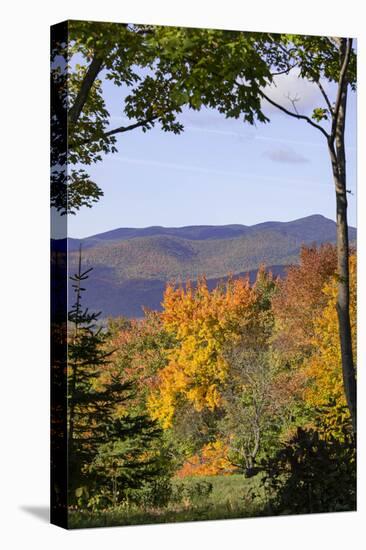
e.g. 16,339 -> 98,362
68,474 -> 270,529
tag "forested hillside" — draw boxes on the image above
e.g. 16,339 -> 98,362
64,215 -> 356,317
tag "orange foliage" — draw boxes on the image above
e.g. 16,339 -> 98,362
176,440 -> 235,478
148,276 -> 257,428
272,244 -> 337,362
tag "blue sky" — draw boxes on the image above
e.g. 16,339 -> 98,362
68,65 -> 357,239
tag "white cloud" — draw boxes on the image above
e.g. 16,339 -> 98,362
263,146 -> 310,164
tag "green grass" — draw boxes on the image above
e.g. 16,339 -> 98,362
68,474 -> 270,529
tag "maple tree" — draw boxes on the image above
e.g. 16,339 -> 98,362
101,312 -> 173,412
148,276 -> 256,428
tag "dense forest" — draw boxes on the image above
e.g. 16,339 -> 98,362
67,243 -> 356,527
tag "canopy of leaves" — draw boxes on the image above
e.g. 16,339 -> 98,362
148,276 -> 256,428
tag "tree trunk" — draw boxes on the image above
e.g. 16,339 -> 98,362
333,171 -> 356,432
326,39 -> 357,433
327,71 -> 356,432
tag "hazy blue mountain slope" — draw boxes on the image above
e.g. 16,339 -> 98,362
63,215 -> 356,318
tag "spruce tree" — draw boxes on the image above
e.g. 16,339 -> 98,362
68,249 -> 163,508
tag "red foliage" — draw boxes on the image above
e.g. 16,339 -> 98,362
272,244 -> 337,361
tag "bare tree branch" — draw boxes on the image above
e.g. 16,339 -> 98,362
328,36 -> 342,48
259,89 -> 330,139
285,92 -> 300,115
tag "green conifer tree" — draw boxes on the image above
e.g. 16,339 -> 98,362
68,249 -> 164,508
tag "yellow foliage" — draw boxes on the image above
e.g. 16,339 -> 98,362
148,276 -> 257,427
303,255 -> 356,411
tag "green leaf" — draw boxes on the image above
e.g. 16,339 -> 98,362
312,107 -> 329,122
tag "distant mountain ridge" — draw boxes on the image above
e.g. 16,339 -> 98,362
68,214 -> 349,250
61,215 -> 356,318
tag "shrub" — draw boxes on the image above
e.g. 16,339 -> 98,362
260,424 -> 356,514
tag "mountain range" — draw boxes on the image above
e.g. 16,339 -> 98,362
62,215 -> 356,318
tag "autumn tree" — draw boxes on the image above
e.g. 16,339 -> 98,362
148,276 -> 256,428
149,268 -> 290,475
271,247 -> 357,439
218,268 -> 291,474
269,245 -> 343,434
